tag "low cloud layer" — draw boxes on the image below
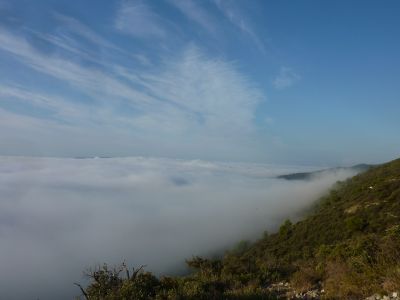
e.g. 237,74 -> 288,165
0,157 -> 359,299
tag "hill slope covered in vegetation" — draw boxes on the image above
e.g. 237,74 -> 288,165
276,164 -> 372,181
78,158 -> 400,299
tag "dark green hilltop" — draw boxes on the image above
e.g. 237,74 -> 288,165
78,158 -> 400,299
276,164 -> 372,181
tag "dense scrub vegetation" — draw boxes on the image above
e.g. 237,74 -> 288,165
77,158 -> 400,299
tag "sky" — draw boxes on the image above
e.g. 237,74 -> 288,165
0,0 -> 399,165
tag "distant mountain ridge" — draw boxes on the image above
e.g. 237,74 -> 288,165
276,163 -> 373,180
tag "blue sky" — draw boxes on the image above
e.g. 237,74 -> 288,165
0,0 -> 399,165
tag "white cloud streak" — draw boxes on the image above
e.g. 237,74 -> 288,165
167,0 -> 216,34
115,0 -> 167,38
0,84 -> 88,120
273,66 -> 301,90
0,28 -> 163,111
0,27 -> 264,160
53,13 -> 120,51
213,0 -> 265,52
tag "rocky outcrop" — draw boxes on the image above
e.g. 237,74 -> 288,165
365,292 -> 399,300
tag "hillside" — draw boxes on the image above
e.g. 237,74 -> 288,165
78,158 -> 400,299
276,164 -> 372,181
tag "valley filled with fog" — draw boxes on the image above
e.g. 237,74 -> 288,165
0,156 -> 359,299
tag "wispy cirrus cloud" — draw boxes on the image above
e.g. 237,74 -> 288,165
0,26 -> 265,160
53,13 -> 119,50
47,13 -> 151,66
115,0 -> 167,39
0,28 -> 157,109
167,0 -> 216,34
26,29 -> 106,67
0,85 -> 84,119
273,66 -> 301,90
213,0 -> 265,52
131,46 -> 261,134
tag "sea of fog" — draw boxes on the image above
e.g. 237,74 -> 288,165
0,156 -> 359,299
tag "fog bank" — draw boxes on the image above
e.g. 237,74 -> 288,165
0,156 -> 359,299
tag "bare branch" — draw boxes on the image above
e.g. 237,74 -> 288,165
74,282 -> 89,300
131,265 -> 146,280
